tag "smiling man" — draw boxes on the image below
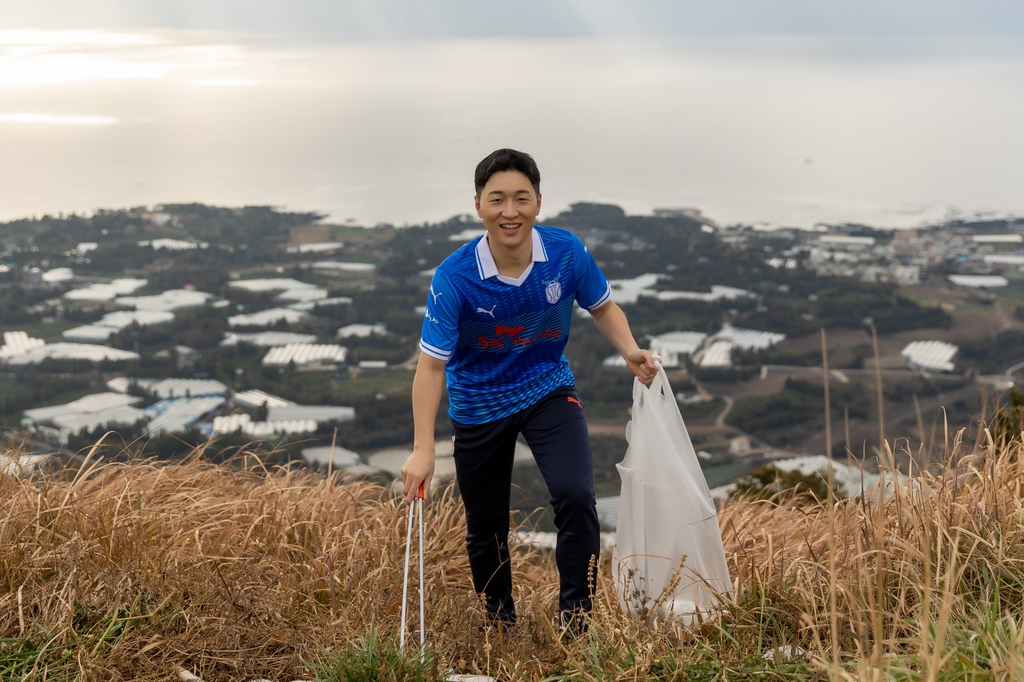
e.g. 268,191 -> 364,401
401,148 -> 658,631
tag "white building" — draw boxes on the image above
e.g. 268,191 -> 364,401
64,278 -> 147,302
286,242 -> 344,253
893,265 -> 921,286
713,325 -> 786,351
145,396 -> 225,435
139,238 -> 207,250
972,234 -> 1023,244
228,308 -> 306,327
336,323 -> 386,339
221,331 -> 318,347
698,340 -> 734,368
983,255 -> 1024,266
233,390 -> 295,409
901,341 -> 958,373
262,343 -> 347,367
287,296 -> 353,311
107,377 -> 229,398
647,331 -> 708,368
116,289 -> 214,312
1,331 -> 45,358
3,342 -> 139,366
948,275 -> 1009,288
42,267 -> 75,283
309,261 -> 375,273
818,235 -> 876,248
63,310 -> 175,344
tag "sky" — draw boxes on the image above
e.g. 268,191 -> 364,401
4,0 -> 1023,42
1,1 -> 1022,229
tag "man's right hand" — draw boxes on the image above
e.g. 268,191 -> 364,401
400,448 -> 435,503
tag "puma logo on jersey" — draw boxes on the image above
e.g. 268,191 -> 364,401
429,285 -> 443,304
476,305 -> 496,318
567,396 -> 583,410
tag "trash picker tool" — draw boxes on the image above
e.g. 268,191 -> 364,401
400,482 -> 425,659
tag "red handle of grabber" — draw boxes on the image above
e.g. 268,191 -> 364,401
417,482 -> 425,500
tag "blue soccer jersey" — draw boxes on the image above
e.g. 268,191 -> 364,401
419,225 -> 612,425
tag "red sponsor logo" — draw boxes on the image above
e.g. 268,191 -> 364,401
477,325 -> 563,349
567,396 -> 583,410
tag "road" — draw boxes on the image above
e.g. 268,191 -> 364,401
1006,360 -> 1024,381
761,365 -> 966,382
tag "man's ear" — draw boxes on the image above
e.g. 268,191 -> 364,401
536,192 -> 542,214
474,193 -> 482,217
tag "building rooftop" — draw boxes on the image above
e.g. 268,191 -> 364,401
1,331 -> 45,358
287,296 -> 353,311
25,392 -> 144,425
901,340 -> 958,373
648,331 -> 709,368
145,396 -> 225,435
286,242 -> 343,253
699,340 -> 734,367
107,377 -> 229,398
948,274 -> 1009,288
42,267 -> 75,283
233,389 -> 295,409
139,238 -> 207,250
276,286 -> 328,302
64,278 -> 147,302
211,413 -> 318,436
713,325 -> 786,351
262,343 -> 347,367
983,255 -> 1024,265
266,405 -> 355,423
61,325 -> 117,343
448,229 -> 486,242
4,343 -> 140,365
818,235 -> 876,246
221,331 -> 318,347
52,405 -> 150,434
116,289 -> 214,312
309,260 -> 375,272
228,308 -> 306,327
63,310 -> 175,343
336,323 -> 386,339
228,278 -> 315,293
972,234 -> 1023,243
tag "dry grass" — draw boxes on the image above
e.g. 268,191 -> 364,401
3,421 -> 1024,680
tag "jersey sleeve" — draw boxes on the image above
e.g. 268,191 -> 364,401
572,235 -> 612,310
419,270 -> 462,361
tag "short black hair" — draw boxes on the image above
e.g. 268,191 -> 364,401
474,148 -> 541,197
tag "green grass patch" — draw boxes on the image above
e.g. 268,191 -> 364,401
0,320 -> 76,342
296,369 -> 415,401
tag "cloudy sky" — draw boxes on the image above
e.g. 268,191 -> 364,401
1,1 -> 1022,228
4,0 -> 1023,41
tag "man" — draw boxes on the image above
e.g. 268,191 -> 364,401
400,148 -> 658,630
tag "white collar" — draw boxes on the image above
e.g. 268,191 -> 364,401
475,227 -> 548,284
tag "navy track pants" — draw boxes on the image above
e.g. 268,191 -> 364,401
451,385 -> 600,622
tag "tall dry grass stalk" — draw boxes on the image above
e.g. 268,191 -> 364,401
3,421 -> 1024,680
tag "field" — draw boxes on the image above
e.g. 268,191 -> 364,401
3,406 -> 1024,681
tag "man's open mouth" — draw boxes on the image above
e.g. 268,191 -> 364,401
500,223 -> 521,232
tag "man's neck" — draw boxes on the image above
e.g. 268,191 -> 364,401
487,234 -> 533,279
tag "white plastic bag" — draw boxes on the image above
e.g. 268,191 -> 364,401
613,366 -> 732,623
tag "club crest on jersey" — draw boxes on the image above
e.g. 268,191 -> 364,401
544,279 -> 562,305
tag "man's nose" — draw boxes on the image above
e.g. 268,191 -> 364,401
501,200 -> 518,217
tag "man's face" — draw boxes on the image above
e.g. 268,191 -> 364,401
474,170 -> 542,252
